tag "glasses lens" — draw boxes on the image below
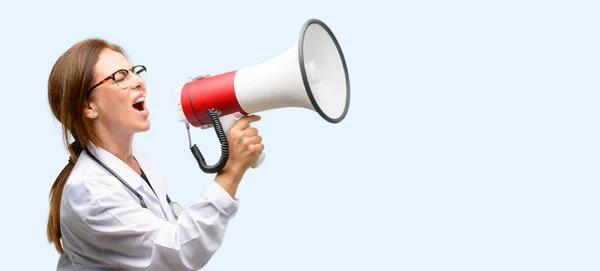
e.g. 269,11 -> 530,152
133,66 -> 147,83
114,70 -> 129,89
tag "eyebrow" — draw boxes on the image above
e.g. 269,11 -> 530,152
102,65 -> 133,76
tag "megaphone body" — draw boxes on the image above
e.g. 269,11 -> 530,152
173,18 -> 350,173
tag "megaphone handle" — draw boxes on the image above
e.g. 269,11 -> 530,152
251,152 -> 266,168
219,113 -> 266,169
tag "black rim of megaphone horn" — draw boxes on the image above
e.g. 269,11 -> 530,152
298,18 -> 350,124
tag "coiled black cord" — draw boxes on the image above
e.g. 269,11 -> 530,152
189,109 -> 229,173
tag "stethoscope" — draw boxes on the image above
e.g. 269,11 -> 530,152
85,149 -> 182,220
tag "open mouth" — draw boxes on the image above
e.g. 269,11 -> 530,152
133,96 -> 145,111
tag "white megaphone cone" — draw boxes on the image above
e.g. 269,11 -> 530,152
173,18 -> 350,174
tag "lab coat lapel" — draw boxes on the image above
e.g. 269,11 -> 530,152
132,147 -> 175,222
86,144 -> 169,221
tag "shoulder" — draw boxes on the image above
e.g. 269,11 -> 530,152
60,154 -> 137,222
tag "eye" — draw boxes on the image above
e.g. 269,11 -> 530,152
113,70 -> 128,82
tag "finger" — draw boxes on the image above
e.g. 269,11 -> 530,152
245,134 -> 262,145
251,143 -> 265,153
241,134 -> 262,147
228,127 -> 257,141
233,115 -> 261,130
241,127 -> 259,137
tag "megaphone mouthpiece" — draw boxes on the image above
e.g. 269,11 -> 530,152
176,71 -> 247,127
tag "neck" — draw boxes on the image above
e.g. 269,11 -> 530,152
94,123 -> 135,165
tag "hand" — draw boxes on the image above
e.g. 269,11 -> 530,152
222,115 -> 264,178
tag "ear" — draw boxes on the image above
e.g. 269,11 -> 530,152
83,100 -> 98,119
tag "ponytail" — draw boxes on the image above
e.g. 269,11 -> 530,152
46,37 -> 118,254
47,140 -> 84,254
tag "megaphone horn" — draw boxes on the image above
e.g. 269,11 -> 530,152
173,18 -> 351,174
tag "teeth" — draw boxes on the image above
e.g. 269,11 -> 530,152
134,96 -> 145,104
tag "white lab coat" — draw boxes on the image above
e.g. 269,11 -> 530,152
56,143 -> 239,270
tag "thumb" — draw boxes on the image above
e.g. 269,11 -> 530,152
234,115 -> 261,130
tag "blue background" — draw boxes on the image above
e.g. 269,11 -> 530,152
0,0 -> 598,270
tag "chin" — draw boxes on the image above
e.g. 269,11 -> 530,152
140,122 -> 151,132
134,120 -> 151,133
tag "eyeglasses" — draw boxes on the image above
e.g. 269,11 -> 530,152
88,65 -> 147,93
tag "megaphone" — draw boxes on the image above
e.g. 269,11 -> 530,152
173,18 -> 350,174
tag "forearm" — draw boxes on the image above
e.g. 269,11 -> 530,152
214,166 -> 245,198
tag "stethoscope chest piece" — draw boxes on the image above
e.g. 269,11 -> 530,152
170,201 -> 182,219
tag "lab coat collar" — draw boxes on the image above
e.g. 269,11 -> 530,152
84,143 -> 145,190
83,143 -> 173,221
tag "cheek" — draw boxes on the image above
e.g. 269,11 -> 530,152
97,91 -> 130,112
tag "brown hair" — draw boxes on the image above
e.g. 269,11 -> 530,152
46,38 -> 126,254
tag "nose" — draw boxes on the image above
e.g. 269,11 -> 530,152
129,72 -> 145,90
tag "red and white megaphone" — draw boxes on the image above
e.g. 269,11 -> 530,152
173,18 -> 350,174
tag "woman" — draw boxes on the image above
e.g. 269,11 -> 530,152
46,38 -> 264,270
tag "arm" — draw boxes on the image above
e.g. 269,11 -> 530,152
214,164 -> 245,199
65,176 -> 238,270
